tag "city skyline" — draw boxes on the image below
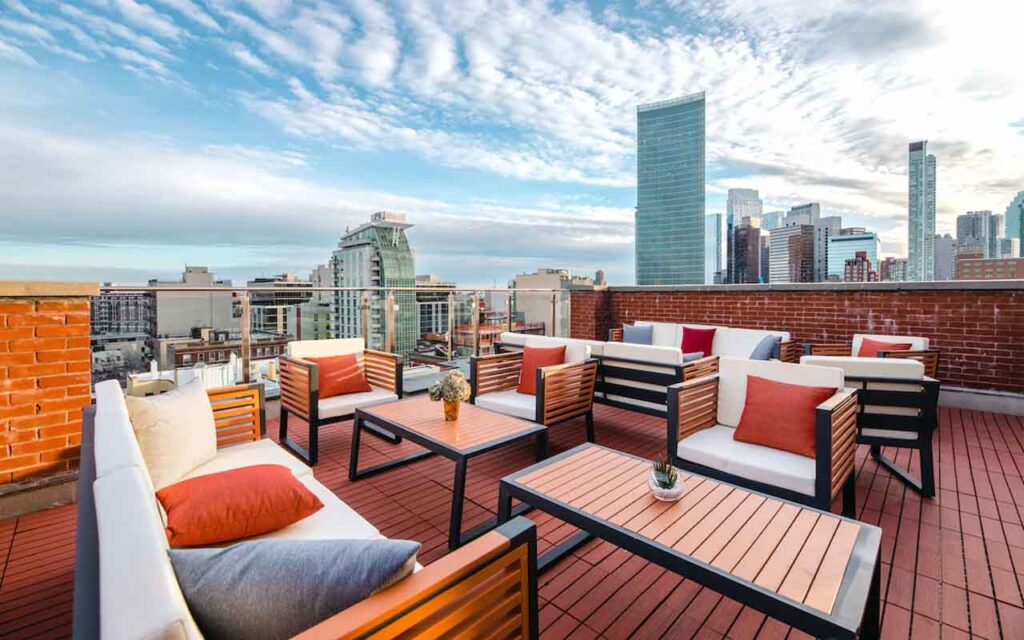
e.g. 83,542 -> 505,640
0,1 -> 1022,285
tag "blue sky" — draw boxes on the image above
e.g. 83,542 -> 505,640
0,0 -> 1021,286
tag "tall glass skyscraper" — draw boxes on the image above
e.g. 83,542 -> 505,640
704,213 -> 725,284
725,188 -> 762,283
635,92 -> 705,285
1006,191 -> 1024,257
908,141 -> 936,281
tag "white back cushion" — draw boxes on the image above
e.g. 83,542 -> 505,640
636,321 -> 683,348
523,336 -> 590,363
601,341 -> 684,365
94,380 -> 149,483
94,466 -> 201,640
717,357 -> 844,427
125,381 -> 218,490
715,327 -> 791,358
851,334 -> 929,356
288,337 -> 365,359
800,356 -> 924,380
499,332 -> 530,347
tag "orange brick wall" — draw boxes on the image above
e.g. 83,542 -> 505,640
0,298 -> 91,485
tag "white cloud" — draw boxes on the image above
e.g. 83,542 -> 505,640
0,34 -> 37,66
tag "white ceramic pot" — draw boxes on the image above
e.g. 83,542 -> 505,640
648,471 -> 684,502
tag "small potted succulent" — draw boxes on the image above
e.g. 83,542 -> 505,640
428,371 -> 472,421
648,459 -> 684,501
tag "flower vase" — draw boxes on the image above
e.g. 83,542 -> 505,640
443,399 -> 461,422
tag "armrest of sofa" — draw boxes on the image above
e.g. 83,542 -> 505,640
470,351 -> 523,400
608,327 -> 624,342
667,374 -> 720,461
807,342 -> 851,357
363,349 -> 403,397
293,517 -> 538,640
680,355 -> 719,381
280,355 -> 317,421
879,349 -> 940,379
815,388 -> 858,501
537,359 -> 598,424
207,382 -> 265,446
778,339 -> 800,363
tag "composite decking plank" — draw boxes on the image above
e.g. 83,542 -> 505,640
803,520 -> 865,614
776,515 -> 842,603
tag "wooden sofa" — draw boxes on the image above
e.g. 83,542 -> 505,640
807,333 -> 940,378
802,355 -> 940,497
471,335 -> 599,442
667,357 -> 859,516
279,338 -> 403,465
73,380 -> 539,639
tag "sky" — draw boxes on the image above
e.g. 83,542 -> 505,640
0,0 -> 1022,286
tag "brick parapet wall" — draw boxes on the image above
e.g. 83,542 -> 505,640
0,282 -> 99,487
570,283 -> 1024,394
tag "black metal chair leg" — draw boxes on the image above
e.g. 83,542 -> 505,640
584,411 -> 595,443
919,439 -> 936,498
448,458 -> 468,551
278,407 -> 288,441
308,421 -> 319,466
842,473 -> 856,518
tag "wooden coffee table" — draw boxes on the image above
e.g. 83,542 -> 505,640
349,395 -> 548,551
498,444 -> 881,640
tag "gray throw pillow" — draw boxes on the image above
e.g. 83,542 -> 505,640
622,324 -> 654,345
749,335 -> 782,360
170,538 -> 420,640
683,351 -> 704,362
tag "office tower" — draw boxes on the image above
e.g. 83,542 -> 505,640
725,189 -> 762,283
844,251 -> 878,282
513,269 -> 592,337
759,232 -> 771,283
989,214 -> 1005,257
785,203 -> 821,226
1001,238 -> 1021,259
761,211 -> 784,231
247,273 -> 314,338
828,232 -> 881,280
933,233 -> 957,281
1006,191 -> 1024,256
907,141 -> 936,280
635,93 -> 705,285
330,212 -> 417,359
731,222 -> 762,283
957,210 -> 993,258
148,266 -> 237,338
769,225 -> 815,283
91,289 -> 154,336
814,216 -> 842,282
704,213 -> 726,284
879,257 -> 908,282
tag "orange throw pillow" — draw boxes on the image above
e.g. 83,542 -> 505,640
517,345 -> 566,395
733,376 -> 837,458
857,337 -> 914,358
307,354 -> 371,398
157,464 -> 324,547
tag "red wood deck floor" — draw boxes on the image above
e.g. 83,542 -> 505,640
2,404 -> 1024,639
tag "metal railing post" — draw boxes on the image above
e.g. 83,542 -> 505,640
506,291 -> 513,333
385,292 -> 396,355
550,292 -> 557,337
446,291 -> 455,361
359,292 -> 370,347
239,291 -> 251,384
471,292 -> 480,357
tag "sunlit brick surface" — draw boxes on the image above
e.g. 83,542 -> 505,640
3,404 -> 1024,638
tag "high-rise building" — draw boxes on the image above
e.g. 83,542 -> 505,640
1005,191 -> 1024,257
635,92 -> 705,285
247,273 -> 314,338
513,268 -> 592,337
330,212 -> 417,359
731,222 -> 762,284
1001,238 -> 1021,260
907,141 -> 936,281
725,189 -> 762,283
786,203 -> 821,226
148,266 -> 236,338
956,210 -> 994,258
844,251 -> 878,282
704,213 -> 725,284
91,289 -> 154,336
814,216 -> 842,282
933,233 -> 957,281
879,257 -> 908,282
769,225 -> 815,283
761,211 -> 784,231
828,232 -> 880,281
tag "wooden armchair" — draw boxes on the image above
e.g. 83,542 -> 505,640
294,516 -> 538,640
667,358 -> 858,516
279,338 -> 403,465
807,333 -> 940,378
470,351 -> 599,442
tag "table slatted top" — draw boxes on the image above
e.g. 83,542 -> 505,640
512,446 -> 863,616
361,395 -> 544,452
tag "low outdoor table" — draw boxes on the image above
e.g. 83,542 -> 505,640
498,444 -> 881,640
350,395 -> 548,551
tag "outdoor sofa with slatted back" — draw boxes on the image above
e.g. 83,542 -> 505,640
807,333 -> 940,378
667,357 -> 859,516
72,379 -> 540,639
278,338 -> 403,465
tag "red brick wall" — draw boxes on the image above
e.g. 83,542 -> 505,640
571,286 -> 1024,394
0,296 -> 92,485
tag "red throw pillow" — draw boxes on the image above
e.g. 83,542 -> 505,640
733,376 -> 837,458
517,345 -> 566,395
857,337 -> 914,358
681,327 -> 716,357
157,464 -> 324,547
307,354 -> 371,398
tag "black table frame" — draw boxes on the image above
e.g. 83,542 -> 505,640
350,405 -> 549,551
498,444 -> 881,640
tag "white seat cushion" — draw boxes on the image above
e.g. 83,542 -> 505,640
251,475 -> 383,542
800,356 -> 924,380
94,466 -> 202,640
125,381 -> 218,491
678,425 -> 816,496
852,334 -> 929,356
318,387 -> 398,419
180,439 -> 313,481
473,390 -> 537,421
717,357 -> 844,428
288,337 -> 364,359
